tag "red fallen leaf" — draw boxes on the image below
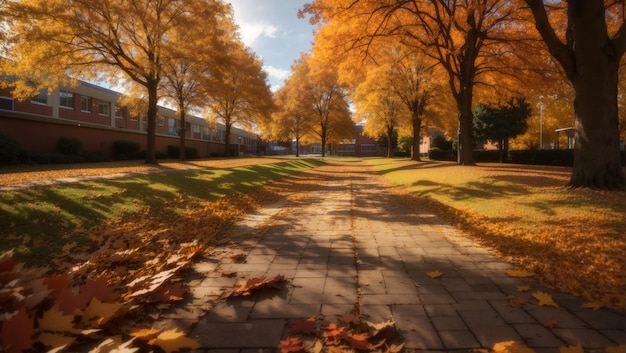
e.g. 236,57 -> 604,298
151,283 -> 186,302
44,273 -> 71,294
80,276 -> 114,303
0,306 -> 34,353
343,332 -> 370,350
323,323 -> 346,344
278,337 -> 305,353
543,318 -> 559,329
289,317 -> 317,335
57,286 -> 92,315
0,251 -> 17,272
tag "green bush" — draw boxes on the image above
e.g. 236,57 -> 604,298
113,140 -> 141,160
0,133 -> 21,165
428,147 -> 456,161
509,149 -> 574,166
167,145 -> 199,159
57,137 -> 82,155
393,151 -> 411,158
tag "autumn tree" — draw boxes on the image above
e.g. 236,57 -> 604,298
524,0 -> 626,190
271,65 -> 315,157
298,56 -> 354,157
206,42 -> 274,157
473,97 -> 531,162
3,0 -> 230,164
303,0 -> 524,165
160,1 -> 234,160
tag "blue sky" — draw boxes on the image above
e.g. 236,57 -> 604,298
228,0 -> 315,90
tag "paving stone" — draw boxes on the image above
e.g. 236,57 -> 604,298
439,330 -> 480,349
191,320 -> 286,348
395,316 -> 445,350
204,300 -> 254,322
513,324 -> 564,348
552,328 -> 618,348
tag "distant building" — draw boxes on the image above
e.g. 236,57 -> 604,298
0,79 -> 258,159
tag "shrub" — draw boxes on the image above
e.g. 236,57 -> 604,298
113,140 -> 141,160
473,150 -> 502,163
393,151 -> 411,158
431,134 -> 453,150
167,145 -> 199,159
428,147 -> 456,161
509,149 -> 574,166
57,137 -> 82,155
0,133 -> 21,165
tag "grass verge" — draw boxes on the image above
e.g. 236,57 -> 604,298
0,159 -> 325,267
369,158 -> 626,312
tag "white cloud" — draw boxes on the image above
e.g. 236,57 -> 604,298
264,65 -> 290,81
239,22 -> 278,46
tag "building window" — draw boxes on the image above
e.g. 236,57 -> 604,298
202,127 -> 210,140
157,115 -> 165,126
168,118 -> 177,136
338,144 -> 355,153
361,144 -> 377,152
59,91 -> 74,109
115,105 -> 127,119
0,97 -> 14,111
31,89 -> 47,104
81,96 -> 92,112
98,102 -> 110,116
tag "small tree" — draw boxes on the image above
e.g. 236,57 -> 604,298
473,97 -> 531,162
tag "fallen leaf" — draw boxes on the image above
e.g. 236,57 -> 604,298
289,317 -> 317,335
505,270 -> 535,278
88,336 -> 122,353
0,306 -> 34,353
278,336 -> 305,353
148,329 -> 200,353
337,313 -> 360,325
365,319 -> 395,336
83,298 -> 126,326
129,328 -> 161,340
81,276 -> 115,303
388,343 -> 405,353
560,343 -> 584,353
427,270 -> 443,279
493,341 -> 536,353
606,344 -> 626,353
516,285 -> 531,292
344,332 -> 370,350
323,323 -> 346,344
581,302 -> 603,310
543,318 -> 559,329
532,291 -> 558,307
37,332 -> 76,350
38,305 -> 76,333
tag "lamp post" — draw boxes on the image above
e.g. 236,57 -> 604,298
537,100 -> 545,149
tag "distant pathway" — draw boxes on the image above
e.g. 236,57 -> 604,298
162,160 -> 625,351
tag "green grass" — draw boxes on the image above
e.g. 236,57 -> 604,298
0,159 -> 324,266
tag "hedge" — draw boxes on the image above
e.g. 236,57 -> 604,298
167,145 -> 199,159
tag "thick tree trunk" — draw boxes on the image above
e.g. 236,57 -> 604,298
295,137 -> 300,157
145,79 -> 159,165
224,122 -> 232,157
386,125 -> 394,158
179,107 -> 186,160
457,97 -> 475,166
411,115 -> 422,161
570,52 -> 625,189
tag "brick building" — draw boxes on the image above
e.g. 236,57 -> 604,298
0,80 -> 258,160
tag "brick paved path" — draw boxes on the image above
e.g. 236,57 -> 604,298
163,161 -> 624,352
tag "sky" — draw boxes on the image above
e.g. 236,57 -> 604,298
227,0 -> 316,91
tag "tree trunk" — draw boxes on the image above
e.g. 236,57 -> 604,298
570,53 -> 624,189
295,137 -> 300,157
457,101 -> 475,166
145,79 -> 159,165
411,114 -> 422,161
386,125 -> 394,158
224,122 -> 232,157
179,107 -> 186,160
525,0 -> 626,190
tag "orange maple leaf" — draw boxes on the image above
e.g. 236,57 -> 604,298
278,337 -> 305,353
344,332 -> 370,350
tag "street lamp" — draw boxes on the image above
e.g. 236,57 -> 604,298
537,100 -> 545,149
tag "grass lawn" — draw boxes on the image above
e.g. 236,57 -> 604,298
0,158 -> 325,267
369,158 -> 626,312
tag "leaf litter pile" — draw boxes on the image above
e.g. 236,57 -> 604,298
0,163 -> 321,352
